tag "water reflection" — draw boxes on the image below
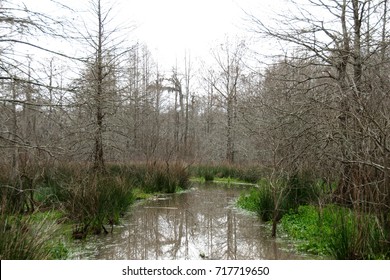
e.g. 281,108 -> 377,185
72,183 -> 305,260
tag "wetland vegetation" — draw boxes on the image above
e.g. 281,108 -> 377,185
236,173 -> 390,260
2,163 -> 388,260
1,0 -> 390,260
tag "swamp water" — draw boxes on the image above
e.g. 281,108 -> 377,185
71,183 -> 310,260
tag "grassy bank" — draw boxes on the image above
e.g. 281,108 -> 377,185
236,174 -> 390,259
280,205 -> 388,259
0,162 -> 190,259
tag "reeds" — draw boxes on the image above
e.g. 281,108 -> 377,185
33,162 -> 189,238
0,212 -> 62,259
0,161 -> 190,258
63,173 -> 134,236
190,164 -> 265,183
237,174 -> 320,222
327,207 -> 387,259
127,162 -> 190,193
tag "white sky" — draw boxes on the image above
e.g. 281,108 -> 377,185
127,0 -> 248,64
16,0 -> 288,70
123,0 -> 286,67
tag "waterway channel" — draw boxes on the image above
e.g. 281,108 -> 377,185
71,182 -> 310,260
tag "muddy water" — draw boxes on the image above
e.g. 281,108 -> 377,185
71,183 -> 307,260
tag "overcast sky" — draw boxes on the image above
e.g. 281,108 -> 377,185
126,0 -> 257,63
17,0 -> 289,70
123,0 -> 286,67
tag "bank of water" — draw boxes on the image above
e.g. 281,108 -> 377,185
70,183 -> 313,260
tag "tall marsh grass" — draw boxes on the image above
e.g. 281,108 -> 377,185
60,162 -> 188,237
63,174 -> 134,236
237,173 -> 321,222
120,162 -> 190,193
190,164 -> 265,183
0,162 -> 190,242
327,208 -> 387,259
280,205 -> 389,259
236,179 -> 275,222
0,212 -> 62,259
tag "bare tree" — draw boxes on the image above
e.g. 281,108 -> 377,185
206,39 -> 246,164
0,0 -> 77,212
71,0 -> 133,171
247,0 -> 390,235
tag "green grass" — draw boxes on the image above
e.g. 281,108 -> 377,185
280,205 -> 329,255
280,205 -> 389,259
213,177 -> 250,184
236,173 -> 389,259
236,188 -> 261,213
132,188 -> 156,200
189,177 -> 206,183
237,174 -> 330,221
239,184 -> 274,221
0,210 -> 69,259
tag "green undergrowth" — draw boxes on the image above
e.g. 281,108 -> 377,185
236,188 -> 261,213
237,175 -> 329,221
280,205 -> 388,259
236,174 -> 389,259
189,177 -> 206,183
132,188 -> 156,200
191,176 -> 251,185
213,177 -> 251,184
0,210 -> 70,259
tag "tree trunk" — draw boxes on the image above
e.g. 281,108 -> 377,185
93,0 -> 105,172
335,0 -> 354,205
226,95 -> 235,164
11,78 -> 20,182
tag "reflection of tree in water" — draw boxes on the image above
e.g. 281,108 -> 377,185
88,184 -> 304,260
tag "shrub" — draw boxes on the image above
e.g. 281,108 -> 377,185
35,171 -> 71,208
1,162 -> 189,242
190,165 -> 216,181
0,213 -> 61,259
203,171 -> 214,182
0,168 -> 35,214
238,175 -> 327,224
237,166 -> 263,184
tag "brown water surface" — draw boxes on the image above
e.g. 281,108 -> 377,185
71,183 -> 308,260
